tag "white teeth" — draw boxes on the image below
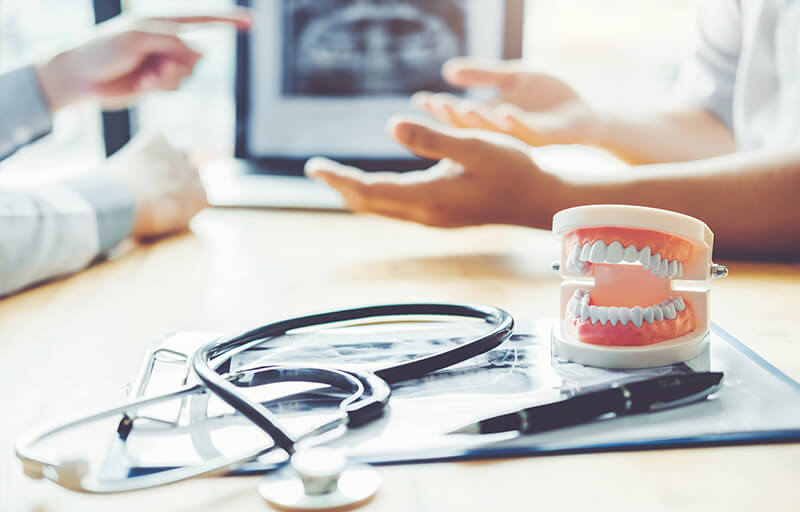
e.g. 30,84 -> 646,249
568,293 -> 686,326
638,246 -> 651,268
618,307 -> 631,326
571,240 -> 682,279
567,244 -> 582,272
605,241 -> 624,263
650,253 -> 661,273
589,240 -> 606,263
608,306 -> 620,326
570,244 -> 581,261
668,260 -> 678,276
631,306 -> 643,328
597,306 -> 609,325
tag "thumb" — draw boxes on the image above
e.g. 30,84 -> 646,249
388,116 -> 494,167
442,57 -> 523,90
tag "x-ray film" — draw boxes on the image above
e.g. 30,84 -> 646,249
102,317 -> 800,478
281,0 -> 467,97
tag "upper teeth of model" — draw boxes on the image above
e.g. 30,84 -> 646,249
566,241 -> 683,278
566,289 -> 686,327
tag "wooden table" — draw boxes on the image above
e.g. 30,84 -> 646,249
2,208 -> 799,511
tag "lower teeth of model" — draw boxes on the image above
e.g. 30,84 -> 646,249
567,290 -> 686,328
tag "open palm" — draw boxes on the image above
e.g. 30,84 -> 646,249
305,118 -> 561,229
413,58 -> 596,147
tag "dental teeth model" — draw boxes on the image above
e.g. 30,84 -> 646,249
551,205 -> 727,368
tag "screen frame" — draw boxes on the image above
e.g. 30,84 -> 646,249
234,0 -> 525,173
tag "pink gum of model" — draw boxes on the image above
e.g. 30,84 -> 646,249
562,227 -> 696,347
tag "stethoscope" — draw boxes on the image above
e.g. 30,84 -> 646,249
16,303 -> 513,510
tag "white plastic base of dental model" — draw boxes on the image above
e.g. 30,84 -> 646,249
551,325 -> 710,369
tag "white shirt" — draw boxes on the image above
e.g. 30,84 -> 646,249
0,67 -> 134,296
675,0 -> 800,150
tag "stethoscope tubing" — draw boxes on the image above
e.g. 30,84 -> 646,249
16,303 -> 514,493
191,303 -> 513,454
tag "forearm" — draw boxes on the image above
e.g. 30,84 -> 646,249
547,148 -> 800,258
586,109 -> 736,165
0,176 -> 135,297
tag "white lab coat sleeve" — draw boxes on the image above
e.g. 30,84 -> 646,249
0,66 -> 53,160
671,0 -> 742,130
0,175 -> 135,297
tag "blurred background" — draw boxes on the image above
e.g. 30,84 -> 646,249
0,0 -> 701,181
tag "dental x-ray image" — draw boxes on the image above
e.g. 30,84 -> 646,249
281,0 -> 467,96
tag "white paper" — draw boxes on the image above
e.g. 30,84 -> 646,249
103,317 -> 800,478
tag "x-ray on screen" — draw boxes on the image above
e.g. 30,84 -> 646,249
247,0 -> 506,159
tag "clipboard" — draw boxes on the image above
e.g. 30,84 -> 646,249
117,318 -> 800,475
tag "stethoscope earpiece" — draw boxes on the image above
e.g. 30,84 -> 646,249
258,447 -> 380,511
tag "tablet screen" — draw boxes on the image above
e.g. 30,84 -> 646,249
244,0 -> 509,159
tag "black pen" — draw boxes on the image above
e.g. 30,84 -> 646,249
449,371 -> 724,435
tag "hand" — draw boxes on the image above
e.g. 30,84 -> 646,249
305,117 -> 564,229
412,57 -> 597,147
35,11 -> 251,112
105,133 -> 208,238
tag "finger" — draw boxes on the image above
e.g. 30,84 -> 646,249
153,59 -> 194,90
124,30 -> 203,64
98,51 -> 195,96
308,158 -> 471,227
315,172 -> 419,221
149,10 -> 252,31
92,62 -> 176,96
411,91 -> 435,115
92,71 -> 146,97
431,93 -> 474,129
495,103 -> 543,145
411,91 -> 458,127
305,157 -> 431,215
387,116 -> 494,166
416,91 -> 502,131
138,70 -> 160,91
454,100 -> 505,131
442,57 -> 523,90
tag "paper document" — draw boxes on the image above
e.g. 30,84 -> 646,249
106,318 -> 800,476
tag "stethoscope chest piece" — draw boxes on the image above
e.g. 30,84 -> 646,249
259,447 -> 380,511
